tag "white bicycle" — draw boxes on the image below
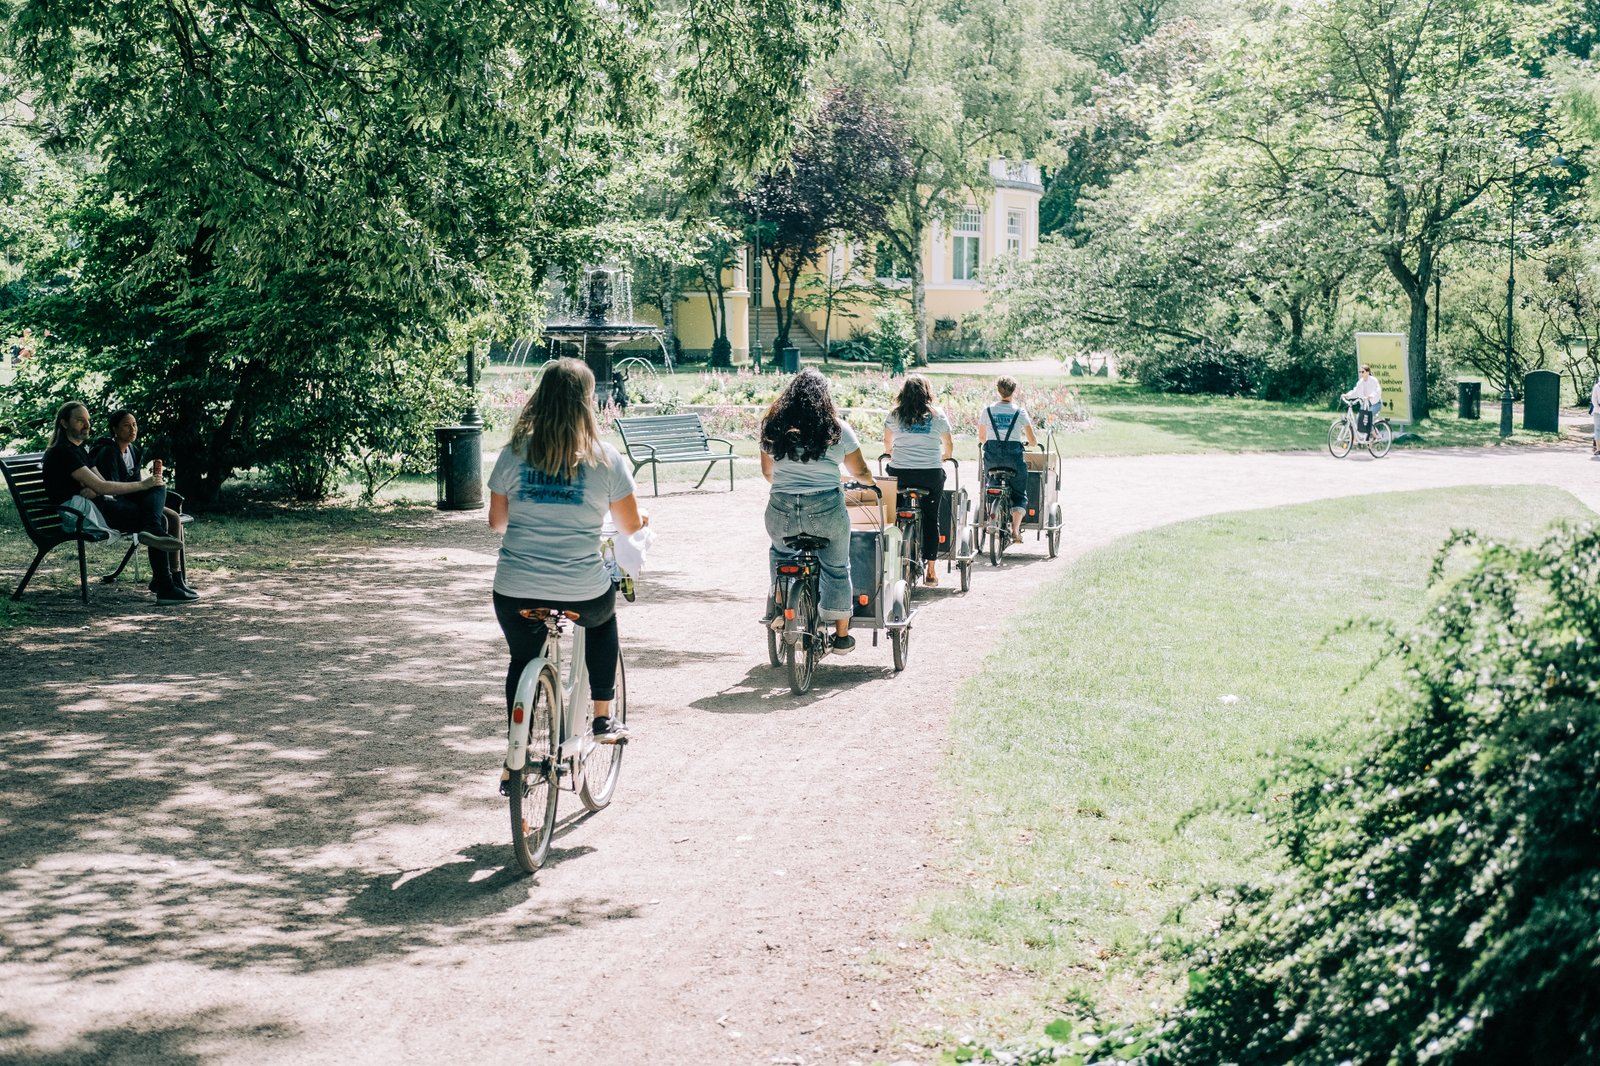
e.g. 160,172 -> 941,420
502,608 -> 627,874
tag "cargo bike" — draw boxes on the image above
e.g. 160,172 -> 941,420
764,482 -> 916,694
976,426 -> 1064,564
874,456 -> 978,596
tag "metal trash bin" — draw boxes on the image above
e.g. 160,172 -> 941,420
435,424 -> 484,510
1457,380 -> 1481,420
781,345 -> 801,373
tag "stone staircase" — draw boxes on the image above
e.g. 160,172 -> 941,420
748,307 -> 824,357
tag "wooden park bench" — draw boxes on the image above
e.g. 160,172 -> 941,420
615,414 -> 736,497
1,451 -> 188,603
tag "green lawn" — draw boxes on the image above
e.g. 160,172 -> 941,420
917,484 -> 1594,1042
1060,378 -> 1573,455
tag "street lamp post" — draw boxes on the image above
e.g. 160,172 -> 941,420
1502,133 -> 1568,438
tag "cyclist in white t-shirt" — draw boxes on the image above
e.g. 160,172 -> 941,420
883,373 -> 953,585
487,359 -> 648,743
978,376 -> 1038,541
1342,365 -> 1383,442
761,368 -> 876,653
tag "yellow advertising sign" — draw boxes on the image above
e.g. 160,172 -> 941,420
1354,333 -> 1411,424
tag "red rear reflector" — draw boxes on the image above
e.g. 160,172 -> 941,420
1028,509 -> 1036,516
857,594 -> 869,604
938,535 -> 947,543
785,609 -> 795,619
512,706 -> 525,724
778,565 -> 800,574
897,511 -> 915,519
987,488 -> 1002,495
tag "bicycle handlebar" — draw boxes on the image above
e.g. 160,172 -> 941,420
843,480 -> 882,497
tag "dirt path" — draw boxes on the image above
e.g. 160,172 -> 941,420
1,446 -> 1596,1066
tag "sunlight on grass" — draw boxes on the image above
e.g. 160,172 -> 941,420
920,484 -> 1595,1035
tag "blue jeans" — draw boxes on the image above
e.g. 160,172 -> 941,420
766,488 -> 853,622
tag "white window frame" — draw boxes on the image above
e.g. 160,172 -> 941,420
952,208 -> 982,282
1006,210 -> 1024,255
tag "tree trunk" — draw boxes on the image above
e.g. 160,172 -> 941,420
910,241 -> 928,367
660,267 -> 678,362
1406,285 -> 1431,423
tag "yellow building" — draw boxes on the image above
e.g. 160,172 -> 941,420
663,161 -> 1044,364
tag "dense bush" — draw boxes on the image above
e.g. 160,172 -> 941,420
1117,343 -> 1261,396
1150,523 -> 1600,1065
871,305 -> 915,374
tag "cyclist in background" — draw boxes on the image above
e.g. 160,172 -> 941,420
978,377 -> 1038,542
883,374 -> 953,586
487,358 -> 647,744
760,368 -> 876,654
1342,365 -> 1383,442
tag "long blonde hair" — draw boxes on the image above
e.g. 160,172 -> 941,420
510,358 -> 603,481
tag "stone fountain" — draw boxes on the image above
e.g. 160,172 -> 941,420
543,265 -> 663,408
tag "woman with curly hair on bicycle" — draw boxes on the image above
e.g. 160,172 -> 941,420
488,358 -> 648,744
760,368 -> 876,653
883,373 -> 953,585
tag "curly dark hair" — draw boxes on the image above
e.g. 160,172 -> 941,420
760,368 -> 842,463
892,374 -> 934,428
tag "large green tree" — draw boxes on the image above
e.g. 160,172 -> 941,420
1232,0 -> 1572,421
737,85 -> 911,366
3,0 -> 842,502
836,0 -> 1068,364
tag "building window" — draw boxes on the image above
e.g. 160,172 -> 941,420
952,208 -> 982,281
1006,210 -> 1024,254
874,240 -> 909,281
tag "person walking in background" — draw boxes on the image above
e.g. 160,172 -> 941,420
92,409 -> 198,600
760,368 -> 876,654
487,358 -> 647,746
1343,365 -> 1383,442
1590,373 -> 1600,456
42,401 -> 191,605
978,376 -> 1037,542
883,374 -> 953,585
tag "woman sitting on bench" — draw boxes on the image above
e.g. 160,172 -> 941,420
92,408 -> 199,601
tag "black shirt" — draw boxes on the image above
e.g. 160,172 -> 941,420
42,441 -> 92,506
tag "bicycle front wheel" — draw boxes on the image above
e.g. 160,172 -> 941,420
509,665 -> 560,874
579,651 -> 626,811
786,580 -> 817,696
1370,421 -> 1393,458
1328,419 -> 1353,458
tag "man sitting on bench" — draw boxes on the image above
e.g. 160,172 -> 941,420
42,400 -> 194,605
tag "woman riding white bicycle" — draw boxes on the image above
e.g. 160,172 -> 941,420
1342,364 -> 1383,443
761,368 -> 876,654
488,358 -> 648,747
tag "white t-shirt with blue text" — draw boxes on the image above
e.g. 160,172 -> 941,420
982,401 -> 1032,441
768,419 -> 860,495
884,410 -> 952,470
489,443 -> 636,599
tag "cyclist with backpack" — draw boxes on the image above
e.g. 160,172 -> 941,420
978,377 -> 1037,543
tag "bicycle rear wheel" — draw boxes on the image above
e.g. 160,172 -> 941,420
579,651 -> 626,811
1370,421 -> 1393,458
786,580 -> 817,696
509,665 -> 560,874
1328,419 -> 1353,458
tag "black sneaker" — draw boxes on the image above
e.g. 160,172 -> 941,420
830,633 -> 856,654
152,582 -> 194,606
591,716 -> 629,744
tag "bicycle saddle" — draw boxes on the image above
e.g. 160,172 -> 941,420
784,534 -> 831,551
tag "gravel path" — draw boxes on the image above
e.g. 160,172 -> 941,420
1,446 -> 1595,1066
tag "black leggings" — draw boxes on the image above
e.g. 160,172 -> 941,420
887,466 -> 945,561
493,588 -> 618,718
